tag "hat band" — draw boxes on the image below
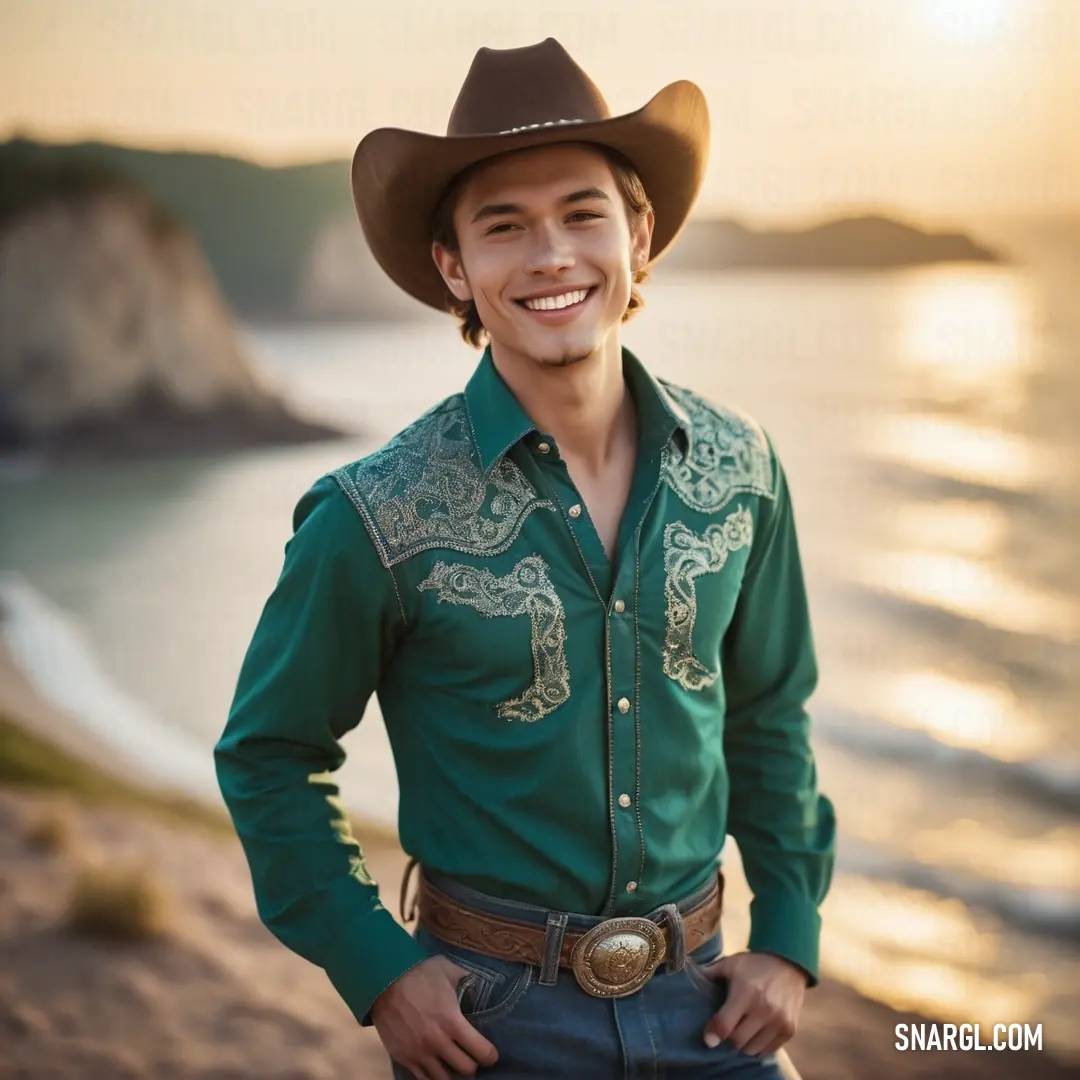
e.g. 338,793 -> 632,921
496,118 -> 586,135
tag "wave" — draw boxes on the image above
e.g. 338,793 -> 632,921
838,575 -> 1078,647
831,585 -> 1079,695
839,841 -> 1080,943
0,572 -> 221,806
816,704 -> 1080,814
869,457 -> 1057,510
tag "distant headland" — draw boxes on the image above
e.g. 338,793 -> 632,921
656,214 -> 1001,272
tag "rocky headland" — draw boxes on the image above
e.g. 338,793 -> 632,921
0,151 -> 344,459
656,213 -> 1002,272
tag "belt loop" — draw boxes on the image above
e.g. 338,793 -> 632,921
539,911 -> 568,986
655,902 -> 687,972
399,856 -> 420,924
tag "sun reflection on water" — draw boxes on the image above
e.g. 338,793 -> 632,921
824,264 -> 1080,1051
880,670 -> 1045,760
874,414 -> 1048,491
864,549 -> 1078,640
900,270 -> 1037,410
820,880 -> 1044,1024
912,820 -> 1080,892
890,498 -> 1007,558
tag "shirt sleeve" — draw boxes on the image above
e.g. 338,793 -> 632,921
214,472 -> 429,1025
720,442 -> 837,987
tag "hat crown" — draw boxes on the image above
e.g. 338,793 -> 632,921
446,38 -> 611,137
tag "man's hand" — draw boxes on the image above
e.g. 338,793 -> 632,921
371,955 -> 500,1080
700,951 -> 807,1057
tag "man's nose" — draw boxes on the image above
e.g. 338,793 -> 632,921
524,220 -> 574,274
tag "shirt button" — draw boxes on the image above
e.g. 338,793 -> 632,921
537,441 -> 551,454
625,881 -> 638,893
613,599 -> 625,613
617,697 -> 631,714
618,793 -> 631,808
568,504 -> 582,518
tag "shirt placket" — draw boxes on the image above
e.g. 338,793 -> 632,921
522,432 -> 668,916
609,442 -> 668,913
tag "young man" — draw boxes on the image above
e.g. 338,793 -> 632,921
216,38 -> 835,1080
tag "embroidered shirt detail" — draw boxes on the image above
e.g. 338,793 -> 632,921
418,556 -> 570,722
660,383 -> 775,513
330,400 -> 552,568
663,507 -> 754,691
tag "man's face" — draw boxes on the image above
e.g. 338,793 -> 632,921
433,143 -> 653,367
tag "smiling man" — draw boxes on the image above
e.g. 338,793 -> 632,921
215,37 -> 836,1080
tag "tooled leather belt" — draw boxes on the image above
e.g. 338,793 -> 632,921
400,859 -> 724,999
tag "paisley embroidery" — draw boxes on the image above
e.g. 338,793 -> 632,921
660,383 -> 774,513
418,556 -> 569,722
331,400 -> 552,567
663,507 -> 754,691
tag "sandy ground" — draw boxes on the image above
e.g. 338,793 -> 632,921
0,787 -> 399,1080
1,640 -> 1077,1079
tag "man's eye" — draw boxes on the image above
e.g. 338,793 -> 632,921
485,213 -> 599,234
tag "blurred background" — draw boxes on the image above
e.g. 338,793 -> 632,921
0,2 -> 1077,1078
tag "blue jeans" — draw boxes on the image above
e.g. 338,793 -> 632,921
390,868 -> 786,1079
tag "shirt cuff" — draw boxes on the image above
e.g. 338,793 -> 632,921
321,904 -> 433,1026
746,890 -> 823,988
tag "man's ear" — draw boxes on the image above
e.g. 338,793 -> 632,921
432,241 -> 473,302
630,207 -> 655,272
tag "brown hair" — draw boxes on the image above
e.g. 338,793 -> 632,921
431,143 -> 653,348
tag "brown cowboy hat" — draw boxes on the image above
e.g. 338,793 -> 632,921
350,37 -> 710,311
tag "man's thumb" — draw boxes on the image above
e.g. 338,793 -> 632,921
708,954 -> 734,979
436,954 -> 472,987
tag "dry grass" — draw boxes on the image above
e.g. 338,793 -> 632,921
0,713 -> 230,835
64,856 -> 170,942
24,804 -> 75,853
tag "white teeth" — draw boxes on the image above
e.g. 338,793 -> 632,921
523,288 -> 589,311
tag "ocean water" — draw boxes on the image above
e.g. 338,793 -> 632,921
1,243 -> 1078,1051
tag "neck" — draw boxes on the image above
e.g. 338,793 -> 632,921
488,332 -> 633,474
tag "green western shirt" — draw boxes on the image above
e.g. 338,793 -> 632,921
215,345 -> 836,1027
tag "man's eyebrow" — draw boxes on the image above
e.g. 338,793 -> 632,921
470,187 -> 612,224
559,187 -> 612,205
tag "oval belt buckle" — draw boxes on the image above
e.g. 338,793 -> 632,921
570,917 -> 668,998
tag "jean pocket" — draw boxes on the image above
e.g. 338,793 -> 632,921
416,924 -> 534,1024
683,930 -> 725,1001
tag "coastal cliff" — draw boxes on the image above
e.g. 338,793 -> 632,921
0,155 -> 343,457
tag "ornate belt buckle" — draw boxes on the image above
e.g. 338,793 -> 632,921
570,917 -> 668,998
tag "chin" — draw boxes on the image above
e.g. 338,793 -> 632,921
528,338 -> 596,367
518,324 -> 609,367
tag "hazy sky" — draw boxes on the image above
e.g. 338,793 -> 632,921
2,0 -> 1077,220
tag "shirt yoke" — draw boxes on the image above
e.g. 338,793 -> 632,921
656,379 -> 778,514
326,393 -> 553,569
325,378 -> 778,569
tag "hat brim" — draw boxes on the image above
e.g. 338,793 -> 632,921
350,80 -> 710,311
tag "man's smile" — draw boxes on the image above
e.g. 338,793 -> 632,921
514,286 -> 598,319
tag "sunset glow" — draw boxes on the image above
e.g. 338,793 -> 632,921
0,0 -> 1076,216
923,0 -> 1015,43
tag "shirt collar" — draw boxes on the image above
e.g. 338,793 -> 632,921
463,344 -> 692,473
621,345 -> 692,456
464,346 -> 540,473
